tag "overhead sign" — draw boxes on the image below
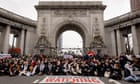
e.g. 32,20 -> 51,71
39,76 -> 104,84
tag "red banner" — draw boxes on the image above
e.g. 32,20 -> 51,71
88,50 -> 95,56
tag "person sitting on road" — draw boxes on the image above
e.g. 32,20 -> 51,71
54,60 -> 63,75
80,61 -> 90,76
18,60 -> 30,76
63,60 -> 70,75
38,60 -> 45,75
3,62 -> 10,75
9,60 -> 20,76
124,61 -> 140,82
110,63 -> 122,80
104,62 -> 112,78
0,59 -> 5,75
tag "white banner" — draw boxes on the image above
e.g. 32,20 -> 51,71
39,76 -> 104,84
0,54 -> 11,59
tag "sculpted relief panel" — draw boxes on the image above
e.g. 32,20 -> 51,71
53,9 -> 88,17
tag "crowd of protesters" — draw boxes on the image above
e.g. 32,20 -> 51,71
0,52 -> 140,82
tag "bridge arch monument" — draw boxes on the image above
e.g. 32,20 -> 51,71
35,1 -> 106,55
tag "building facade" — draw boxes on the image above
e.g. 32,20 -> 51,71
130,0 -> 140,12
105,0 -> 140,56
1,0 -> 139,56
0,7 -> 36,55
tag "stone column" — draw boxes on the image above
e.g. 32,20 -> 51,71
120,33 -> 126,53
25,30 -> 29,55
20,29 -> 25,55
0,31 -> 4,51
116,29 -> 122,56
111,30 -> 117,56
131,25 -> 139,55
3,25 -> 11,53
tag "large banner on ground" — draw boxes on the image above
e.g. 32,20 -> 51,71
39,76 -> 104,84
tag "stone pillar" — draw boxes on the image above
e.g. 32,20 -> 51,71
19,29 -> 25,55
130,0 -> 140,12
131,25 -> 139,55
116,29 -> 122,56
111,30 -> 116,56
0,31 -> 4,51
25,30 -> 29,55
120,33 -> 126,53
3,25 -> 11,53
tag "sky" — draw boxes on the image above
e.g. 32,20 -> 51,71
62,31 -> 83,48
0,0 -> 130,20
0,0 -> 130,48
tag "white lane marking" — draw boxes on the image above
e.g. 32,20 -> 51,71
33,79 -> 40,84
109,79 -> 121,84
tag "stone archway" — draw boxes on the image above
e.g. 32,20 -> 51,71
56,23 -> 85,48
55,22 -> 86,55
35,1 -> 106,55
53,20 -> 89,49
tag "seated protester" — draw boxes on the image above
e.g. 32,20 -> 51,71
89,61 -> 95,76
99,60 -> 105,77
31,59 -> 37,68
51,61 -> 57,75
83,55 -> 89,60
47,62 -> 53,75
104,62 -> 112,78
110,63 -> 122,80
63,60 -> 70,75
31,60 -> 40,76
44,58 -> 49,75
18,60 -> 30,76
119,53 -> 128,70
75,62 -> 81,75
124,61 -> 140,82
80,61 -> 90,76
70,63 -> 78,75
55,60 -> 62,75
25,60 -> 39,76
3,62 -> 10,75
71,62 -> 82,75
9,60 -> 20,76
109,59 -> 115,68
38,61 -> 45,75
25,59 -> 37,76
93,62 -> 99,76
0,60 -> 4,75
18,60 -> 24,75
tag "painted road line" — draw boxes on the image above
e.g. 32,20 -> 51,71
33,79 -> 40,84
108,79 -> 121,84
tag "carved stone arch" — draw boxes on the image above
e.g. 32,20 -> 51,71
51,20 -> 90,48
53,19 -> 89,35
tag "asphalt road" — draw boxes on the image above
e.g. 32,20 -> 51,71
0,75 -> 139,84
